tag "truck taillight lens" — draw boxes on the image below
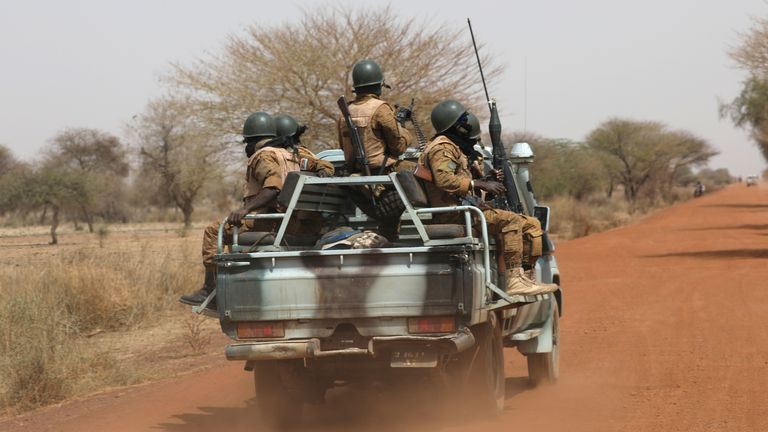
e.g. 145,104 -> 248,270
407,317 -> 456,334
236,321 -> 284,339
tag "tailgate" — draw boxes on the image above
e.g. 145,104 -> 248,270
217,247 -> 472,321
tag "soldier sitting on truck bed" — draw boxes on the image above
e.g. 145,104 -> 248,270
179,112 -> 334,307
418,100 -> 557,296
337,59 -> 414,241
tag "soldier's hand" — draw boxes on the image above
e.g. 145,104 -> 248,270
228,208 -> 248,226
489,169 -> 504,182
474,180 -> 506,195
395,106 -> 412,126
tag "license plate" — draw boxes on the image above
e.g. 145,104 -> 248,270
390,349 -> 438,368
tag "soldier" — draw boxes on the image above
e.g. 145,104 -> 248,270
337,59 -> 414,240
418,100 -> 557,296
179,112 -> 334,307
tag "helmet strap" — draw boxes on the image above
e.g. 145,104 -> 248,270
444,130 -> 478,155
354,84 -> 382,96
245,141 -> 258,158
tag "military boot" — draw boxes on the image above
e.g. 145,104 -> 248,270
505,268 -> 558,296
179,267 -> 216,309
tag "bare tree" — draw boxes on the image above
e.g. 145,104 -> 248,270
168,6 -> 499,152
48,128 -> 129,232
129,97 -> 224,228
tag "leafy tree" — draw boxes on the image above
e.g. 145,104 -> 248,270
697,167 -> 733,188
720,17 -> 768,161
0,144 -> 17,176
586,118 -> 716,209
0,164 -> 87,244
168,6 -> 499,151
506,132 -> 607,200
48,128 -> 130,231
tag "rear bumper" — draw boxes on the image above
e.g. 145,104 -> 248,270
225,327 -> 476,361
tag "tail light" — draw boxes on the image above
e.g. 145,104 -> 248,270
407,316 -> 456,334
236,321 -> 285,339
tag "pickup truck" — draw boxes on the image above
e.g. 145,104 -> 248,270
195,142 -> 562,427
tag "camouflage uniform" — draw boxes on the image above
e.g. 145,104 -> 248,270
337,93 -> 413,174
337,94 -> 414,241
418,135 -> 544,270
200,142 -> 334,266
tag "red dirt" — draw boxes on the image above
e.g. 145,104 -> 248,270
2,184 -> 767,432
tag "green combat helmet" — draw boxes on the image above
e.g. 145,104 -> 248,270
242,112 -> 276,139
466,112 -> 482,141
431,100 -> 468,134
352,59 -> 385,89
274,114 -> 300,137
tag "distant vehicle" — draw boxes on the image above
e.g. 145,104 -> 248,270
693,181 -> 705,198
746,176 -> 759,187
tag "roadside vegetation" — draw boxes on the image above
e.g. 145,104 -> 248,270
0,4 -> 742,416
0,237 -> 204,413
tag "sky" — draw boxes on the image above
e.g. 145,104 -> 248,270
1,0 -> 766,176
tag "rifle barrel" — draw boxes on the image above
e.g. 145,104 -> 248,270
467,18 -> 491,108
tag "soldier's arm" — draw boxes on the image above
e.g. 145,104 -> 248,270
244,153 -> 284,210
373,104 -> 411,158
427,145 -> 472,197
229,153 -> 284,225
298,147 -> 335,177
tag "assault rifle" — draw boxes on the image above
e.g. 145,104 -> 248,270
467,19 -> 524,214
337,95 -> 377,206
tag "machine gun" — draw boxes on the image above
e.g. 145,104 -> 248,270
467,19 -> 524,214
396,99 -> 428,150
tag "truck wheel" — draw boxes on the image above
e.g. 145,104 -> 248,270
468,315 -> 506,415
253,361 -> 304,429
527,302 -> 560,386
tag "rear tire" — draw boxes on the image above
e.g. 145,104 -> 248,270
253,361 -> 304,429
527,302 -> 560,386
467,314 -> 506,415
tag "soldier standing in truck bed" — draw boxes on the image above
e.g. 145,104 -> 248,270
180,112 -> 334,307
337,59 -> 414,241
418,100 -> 557,296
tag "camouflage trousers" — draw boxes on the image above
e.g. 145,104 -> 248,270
201,210 -> 325,267
433,208 -> 543,270
482,209 -> 544,270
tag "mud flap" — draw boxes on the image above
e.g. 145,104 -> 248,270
517,300 -> 555,354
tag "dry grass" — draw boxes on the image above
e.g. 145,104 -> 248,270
0,235 -> 202,413
546,188 -> 693,240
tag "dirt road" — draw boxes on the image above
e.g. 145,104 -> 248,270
3,184 -> 767,431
